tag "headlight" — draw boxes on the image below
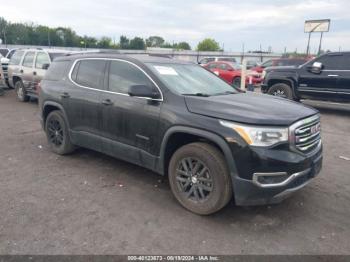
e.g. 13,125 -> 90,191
262,70 -> 267,79
219,120 -> 288,147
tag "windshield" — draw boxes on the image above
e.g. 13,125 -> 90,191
147,63 -> 238,96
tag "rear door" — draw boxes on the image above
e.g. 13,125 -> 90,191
21,51 -> 36,93
298,54 -> 341,100
217,63 -> 233,83
330,53 -> 350,101
64,59 -> 107,150
100,59 -> 162,167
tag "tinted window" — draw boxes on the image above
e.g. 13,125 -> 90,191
75,60 -> 106,89
317,54 -> 348,70
208,63 -> 217,69
7,50 -> 16,59
45,60 -> 70,81
218,63 -> 229,70
108,60 -> 154,94
9,51 -> 24,65
22,52 -> 35,68
35,52 -> 50,69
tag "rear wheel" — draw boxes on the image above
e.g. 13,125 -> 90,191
15,81 -> 29,102
168,142 -> 233,215
268,83 -> 293,100
45,110 -> 75,155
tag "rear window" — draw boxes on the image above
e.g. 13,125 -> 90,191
45,60 -> 70,81
73,60 -> 107,89
9,51 -> 24,65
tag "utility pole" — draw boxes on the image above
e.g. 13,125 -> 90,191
306,32 -> 311,55
318,32 -> 323,55
48,29 -> 51,48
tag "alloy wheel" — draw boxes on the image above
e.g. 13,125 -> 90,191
47,118 -> 64,146
176,157 -> 213,202
273,89 -> 287,98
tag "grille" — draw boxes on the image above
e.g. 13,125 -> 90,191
291,115 -> 321,154
1,62 -> 9,81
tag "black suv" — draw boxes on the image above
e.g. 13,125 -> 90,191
39,53 -> 322,215
261,52 -> 350,102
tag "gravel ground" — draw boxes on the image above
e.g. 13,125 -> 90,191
0,90 -> 349,255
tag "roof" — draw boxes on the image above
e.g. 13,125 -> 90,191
55,52 -> 194,64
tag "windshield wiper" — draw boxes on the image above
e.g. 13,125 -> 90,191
212,91 -> 236,96
182,93 -> 211,97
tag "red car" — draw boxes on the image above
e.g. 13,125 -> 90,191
204,61 -> 263,87
251,58 -> 310,73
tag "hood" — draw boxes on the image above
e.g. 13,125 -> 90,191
184,92 -> 318,126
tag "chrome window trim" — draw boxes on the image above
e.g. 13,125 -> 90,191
68,58 -> 164,101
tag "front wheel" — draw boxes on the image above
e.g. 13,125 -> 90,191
15,81 -> 29,102
268,83 -> 293,100
168,142 -> 233,215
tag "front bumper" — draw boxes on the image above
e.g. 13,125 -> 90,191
232,143 -> 323,206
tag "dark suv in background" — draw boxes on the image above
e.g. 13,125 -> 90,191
39,53 -> 322,215
262,52 -> 350,102
7,48 -> 71,101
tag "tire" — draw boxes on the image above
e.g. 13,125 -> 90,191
232,77 -> 241,88
15,80 -> 29,102
45,110 -> 75,155
168,142 -> 233,215
268,83 -> 293,100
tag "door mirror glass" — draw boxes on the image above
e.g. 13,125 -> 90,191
310,62 -> 323,74
128,85 -> 160,99
42,63 -> 50,70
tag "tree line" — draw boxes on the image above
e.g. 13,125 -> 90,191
0,17 -> 222,51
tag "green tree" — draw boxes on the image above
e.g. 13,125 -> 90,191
146,36 -> 165,47
97,36 -> 112,48
120,35 -> 130,49
129,37 -> 145,50
175,41 -> 191,50
196,38 -> 220,51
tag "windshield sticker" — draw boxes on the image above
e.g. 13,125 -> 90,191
154,66 -> 178,75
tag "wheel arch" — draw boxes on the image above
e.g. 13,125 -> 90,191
158,126 -> 238,180
267,77 -> 298,98
42,101 -> 70,129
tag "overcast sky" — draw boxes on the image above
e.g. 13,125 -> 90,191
1,0 -> 349,52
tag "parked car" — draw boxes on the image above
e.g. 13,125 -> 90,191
204,61 -> 263,87
252,58 -> 309,73
7,48 -> 71,101
261,52 -> 350,102
0,48 -> 17,88
39,53 -> 322,215
198,56 -> 236,66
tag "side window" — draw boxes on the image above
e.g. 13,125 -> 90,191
218,63 -> 228,70
7,50 -> 16,59
208,63 -> 217,69
262,60 -> 273,67
9,51 -> 24,65
35,52 -> 50,69
108,60 -> 154,94
317,55 -> 344,70
200,59 -> 208,64
74,60 -> 106,89
22,52 -> 35,68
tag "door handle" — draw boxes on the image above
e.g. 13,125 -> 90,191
101,99 -> 113,106
60,92 -> 70,98
328,74 -> 339,77
33,71 -> 37,76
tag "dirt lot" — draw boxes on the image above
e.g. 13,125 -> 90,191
0,90 -> 349,255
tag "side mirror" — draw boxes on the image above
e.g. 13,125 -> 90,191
42,63 -> 50,70
128,85 -> 161,99
309,62 -> 323,74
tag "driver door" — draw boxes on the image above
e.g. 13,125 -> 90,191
298,54 -> 340,100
